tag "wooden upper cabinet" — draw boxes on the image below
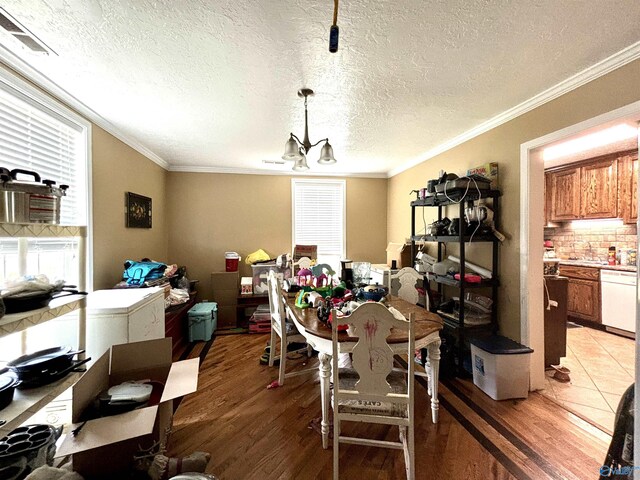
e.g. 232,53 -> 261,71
544,172 -> 551,225
550,168 -> 581,221
580,158 -> 617,218
618,151 -> 638,224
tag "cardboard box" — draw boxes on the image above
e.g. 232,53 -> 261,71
386,243 -> 412,269
212,288 -> 237,307
56,338 -> 199,479
240,277 -> 253,295
216,305 -> 237,329
211,271 -> 239,291
293,244 -> 317,261
467,162 -> 499,189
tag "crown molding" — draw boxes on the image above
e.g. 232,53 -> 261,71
388,41 -> 640,178
168,164 -> 387,178
0,43 -> 170,170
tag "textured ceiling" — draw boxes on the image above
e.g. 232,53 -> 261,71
0,0 -> 639,176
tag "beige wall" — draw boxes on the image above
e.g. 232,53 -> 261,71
166,173 -> 387,299
91,126 -> 168,289
388,59 -> 640,341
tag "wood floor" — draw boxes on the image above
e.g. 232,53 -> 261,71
168,334 -> 611,480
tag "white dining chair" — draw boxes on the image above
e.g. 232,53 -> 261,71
388,267 -> 426,308
267,270 -> 313,385
331,302 -> 415,480
389,267 -> 431,382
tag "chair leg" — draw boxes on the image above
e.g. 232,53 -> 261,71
408,422 -> 415,480
333,418 -> 339,480
428,339 -> 441,424
278,338 -> 287,385
268,329 -> 276,367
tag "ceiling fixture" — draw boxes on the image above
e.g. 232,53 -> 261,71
543,123 -> 637,162
282,88 -> 336,172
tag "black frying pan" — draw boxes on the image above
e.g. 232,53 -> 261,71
3,286 -> 87,313
7,346 -> 84,375
0,369 -> 20,410
16,358 -> 90,389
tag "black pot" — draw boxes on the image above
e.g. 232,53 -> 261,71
0,370 -> 20,411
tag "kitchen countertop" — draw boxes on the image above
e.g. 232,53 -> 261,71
557,259 -> 637,273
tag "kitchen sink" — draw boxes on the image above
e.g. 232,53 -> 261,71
561,259 -> 609,265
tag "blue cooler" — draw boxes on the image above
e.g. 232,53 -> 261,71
188,302 -> 217,341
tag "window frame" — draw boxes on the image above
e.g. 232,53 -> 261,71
0,65 -> 93,290
291,178 -> 346,269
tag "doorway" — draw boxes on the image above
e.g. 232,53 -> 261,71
519,101 -> 640,430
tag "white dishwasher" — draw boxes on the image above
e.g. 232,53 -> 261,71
601,270 -> 637,334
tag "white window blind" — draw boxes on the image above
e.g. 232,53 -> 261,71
0,82 -> 86,225
292,179 -> 345,271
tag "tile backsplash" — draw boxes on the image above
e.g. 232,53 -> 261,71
544,223 -> 637,261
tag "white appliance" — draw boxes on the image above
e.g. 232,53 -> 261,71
369,264 -> 396,285
601,270 -> 637,334
86,287 -> 165,363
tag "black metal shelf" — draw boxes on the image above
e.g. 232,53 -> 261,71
427,274 -> 499,288
411,234 -> 499,243
410,185 -> 501,378
438,311 -> 493,332
411,188 -> 501,207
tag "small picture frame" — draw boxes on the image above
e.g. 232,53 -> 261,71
126,192 -> 152,228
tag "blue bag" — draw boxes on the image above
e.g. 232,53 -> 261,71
123,260 -> 167,286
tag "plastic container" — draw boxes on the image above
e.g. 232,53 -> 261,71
251,262 -> 291,295
470,335 -> 533,400
225,252 -> 241,272
188,302 -> 217,341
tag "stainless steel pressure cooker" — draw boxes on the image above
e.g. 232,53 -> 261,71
0,169 -> 68,224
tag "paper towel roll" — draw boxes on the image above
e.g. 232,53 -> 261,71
447,255 -> 492,279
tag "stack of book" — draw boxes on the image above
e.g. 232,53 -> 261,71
249,304 -> 271,333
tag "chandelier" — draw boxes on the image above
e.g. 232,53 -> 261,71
282,88 -> 336,171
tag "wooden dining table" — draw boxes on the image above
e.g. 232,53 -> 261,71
284,295 -> 443,449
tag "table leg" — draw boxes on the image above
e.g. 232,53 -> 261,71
318,352 -> 332,449
427,338 -> 441,424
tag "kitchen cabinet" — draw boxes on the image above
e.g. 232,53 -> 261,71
580,158 -> 617,218
544,276 -> 568,366
560,265 -> 601,324
550,167 -> 581,221
618,151 -> 638,224
0,223 -> 87,437
544,172 -> 554,226
547,153 -> 625,222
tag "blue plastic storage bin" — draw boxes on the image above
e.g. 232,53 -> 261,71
188,302 -> 217,342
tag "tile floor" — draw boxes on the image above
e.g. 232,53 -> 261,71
540,324 -> 634,434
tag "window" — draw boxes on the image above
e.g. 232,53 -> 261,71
292,179 -> 345,273
0,75 -> 87,226
0,67 -> 90,361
